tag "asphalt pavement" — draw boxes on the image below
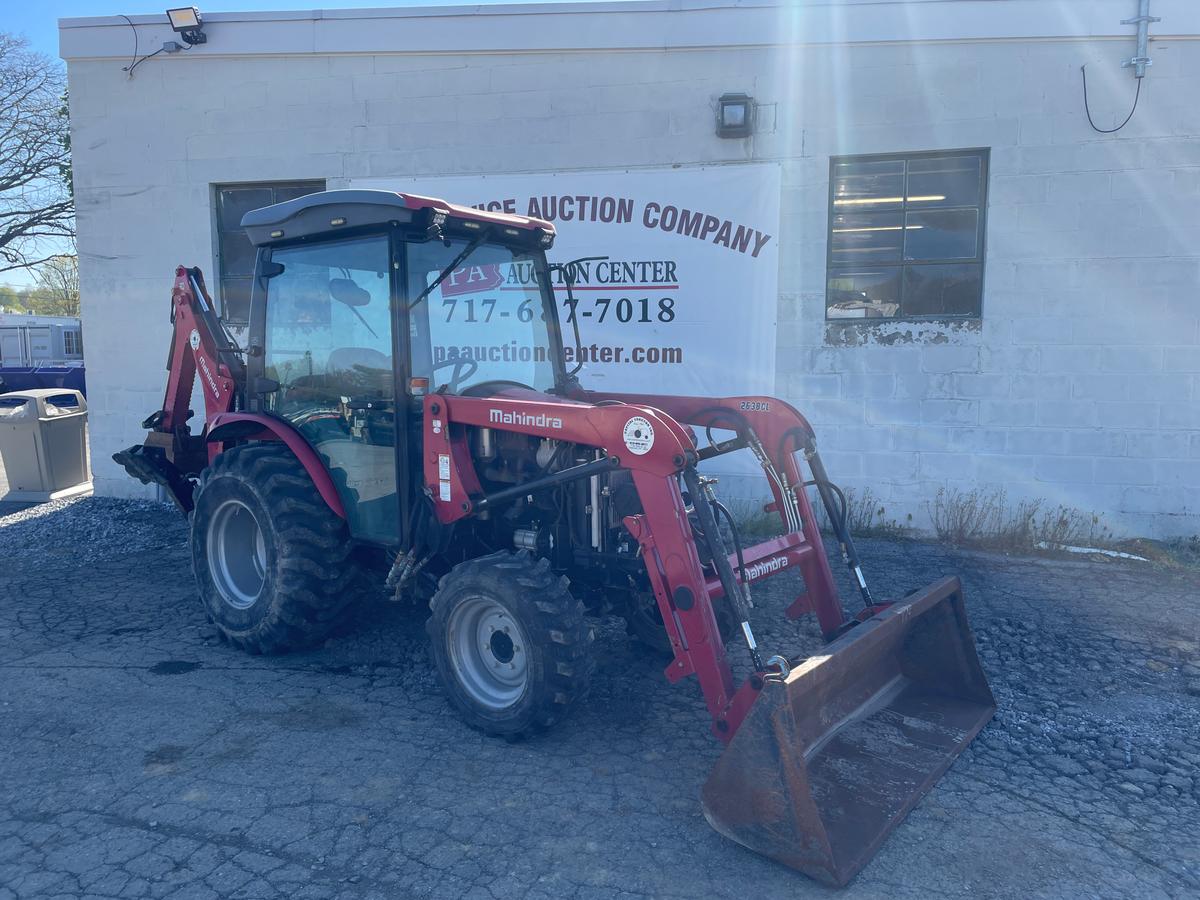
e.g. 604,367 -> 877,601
0,497 -> 1197,899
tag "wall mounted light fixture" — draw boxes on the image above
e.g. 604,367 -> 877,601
716,93 -> 754,139
167,7 -> 207,45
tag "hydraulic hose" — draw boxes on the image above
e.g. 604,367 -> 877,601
712,497 -> 748,591
792,433 -> 876,611
694,406 -> 802,535
683,467 -> 764,672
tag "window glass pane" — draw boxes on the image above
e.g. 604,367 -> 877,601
216,182 -> 325,324
831,158 -> 905,211
217,188 -> 273,231
219,232 -> 257,277
902,263 -> 982,317
827,151 -> 986,321
904,209 -> 979,260
829,211 -> 904,266
827,269 -> 901,318
906,155 -> 981,209
263,234 -> 397,542
407,240 -> 556,393
220,276 -> 253,324
273,183 -> 323,204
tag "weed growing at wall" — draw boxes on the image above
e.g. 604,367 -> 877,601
927,487 -> 1113,553
727,485 -> 1122,557
831,487 -> 913,539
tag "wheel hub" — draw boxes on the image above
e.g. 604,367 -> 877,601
489,629 -> 516,664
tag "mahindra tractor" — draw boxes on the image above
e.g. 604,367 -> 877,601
115,189 -> 994,886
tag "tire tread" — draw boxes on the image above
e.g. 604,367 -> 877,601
427,550 -> 594,738
192,443 -> 362,654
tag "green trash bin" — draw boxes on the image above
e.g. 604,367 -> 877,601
0,388 -> 93,502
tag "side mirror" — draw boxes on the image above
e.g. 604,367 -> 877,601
329,278 -> 371,308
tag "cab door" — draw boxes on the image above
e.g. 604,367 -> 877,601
256,231 -> 402,544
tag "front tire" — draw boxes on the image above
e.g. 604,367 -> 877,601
427,551 -> 594,737
191,443 -> 360,654
625,588 -> 738,655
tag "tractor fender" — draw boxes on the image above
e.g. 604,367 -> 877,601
205,412 -> 346,519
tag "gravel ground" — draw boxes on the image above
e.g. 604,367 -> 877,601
0,496 -> 183,563
0,497 -> 1198,899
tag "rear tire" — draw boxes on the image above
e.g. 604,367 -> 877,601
191,443 -> 360,654
427,551 -> 594,737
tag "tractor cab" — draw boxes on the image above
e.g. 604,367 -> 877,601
240,190 -> 566,543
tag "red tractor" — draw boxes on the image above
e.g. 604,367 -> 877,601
115,189 -> 993,886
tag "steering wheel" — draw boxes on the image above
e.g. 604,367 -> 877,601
430,357 -> 479,393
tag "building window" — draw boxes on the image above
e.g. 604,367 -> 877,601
63,330 -> 82,356
215,180 -> 325,323
826,149 -> 988,320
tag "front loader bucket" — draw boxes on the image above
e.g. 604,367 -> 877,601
701,577 -> 994,886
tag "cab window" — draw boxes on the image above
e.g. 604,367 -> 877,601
261,233 -> 398,542
407,239 -> 556,394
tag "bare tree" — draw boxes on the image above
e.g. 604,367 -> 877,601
34,249 -> 79,316
0,34 -> 74,274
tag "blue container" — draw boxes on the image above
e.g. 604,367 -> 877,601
0,366 -> 86,396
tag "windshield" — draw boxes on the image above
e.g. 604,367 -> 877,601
407,238 -> 558,394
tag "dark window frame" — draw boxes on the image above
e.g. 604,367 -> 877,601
214,180 -> 325,324
825,148 -> 989,322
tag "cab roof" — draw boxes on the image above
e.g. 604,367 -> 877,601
240,189 -> 555,247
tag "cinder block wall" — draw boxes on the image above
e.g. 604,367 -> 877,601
774,41 -> 1200,538
66,37 -> 1200,537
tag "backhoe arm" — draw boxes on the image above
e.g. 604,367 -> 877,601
157,266 -> 242,434
112,266 -> 243,512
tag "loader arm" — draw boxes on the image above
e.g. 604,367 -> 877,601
576,389 -> 851,636
421,390 -> 870,740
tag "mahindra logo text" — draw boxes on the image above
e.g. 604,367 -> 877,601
744,555 -> 788,581
197,355 -> 220,400
489,408 -> 564,429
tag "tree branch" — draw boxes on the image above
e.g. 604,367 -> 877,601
0,33 -> 74,276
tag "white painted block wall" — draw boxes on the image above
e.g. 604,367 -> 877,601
66,37 -> 1200,536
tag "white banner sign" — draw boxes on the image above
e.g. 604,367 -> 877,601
351,165 -> 781,397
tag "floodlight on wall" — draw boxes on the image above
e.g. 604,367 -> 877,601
167,7 -> 207,45
716,93 -> 754,139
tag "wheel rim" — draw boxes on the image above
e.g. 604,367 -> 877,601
446,595 -> 529,710
207,498 -> 268,610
